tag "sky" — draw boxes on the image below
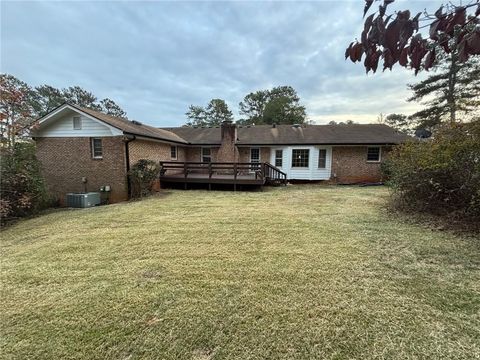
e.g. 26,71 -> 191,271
1,0 -> 434,127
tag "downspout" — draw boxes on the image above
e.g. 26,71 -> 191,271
124,134 -> 136,198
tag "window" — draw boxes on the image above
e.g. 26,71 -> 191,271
275,150 -> 283,167
250,148 -> 260,163
170,146 -> 177,159
367,147 -> 381,162
292,149 -> 310,168
73,116 -> 82,130
201,147 -> 211,163
250,148 -> 260,170
318,149 -> 327,168
91,138 -> 103,159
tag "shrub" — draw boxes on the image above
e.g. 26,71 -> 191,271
127,159 -> 160,199
0,142 -> 49,223
386,120 -> 480,226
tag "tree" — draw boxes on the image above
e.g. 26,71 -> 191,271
31,85 -> 64,116
20,79 -> 128,118
346,0 -> 480,74
238,90 -> 269,124
62,86 -> 101,110
99,98 -> 127,118
328,120 -> 356,125
239,86 -> 306,125
408,54 -> 480,129
384,113 -> 412,133
0,74 -> 36,148
185,105 -> 207,127
185,99 -> 233,127
0,142 -> 49,223
205,99 -> 234,125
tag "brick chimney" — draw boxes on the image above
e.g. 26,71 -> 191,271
216,120 -> 239,163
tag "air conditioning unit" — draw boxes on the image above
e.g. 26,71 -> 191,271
66,192 -> 101,208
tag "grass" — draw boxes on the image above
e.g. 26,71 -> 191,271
1,185 -> 479,359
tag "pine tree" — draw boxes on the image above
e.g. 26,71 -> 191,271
408,51 -> 480,130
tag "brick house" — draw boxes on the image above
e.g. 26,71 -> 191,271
33,103 -> 409,203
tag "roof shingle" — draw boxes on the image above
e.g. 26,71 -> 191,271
162,124 -> 410,145
73,105 -> 188,144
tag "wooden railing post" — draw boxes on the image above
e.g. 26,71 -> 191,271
233,163 -> 237,191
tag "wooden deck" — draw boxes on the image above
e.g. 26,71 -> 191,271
160,172 -> 264,185
159,162 -> 287,190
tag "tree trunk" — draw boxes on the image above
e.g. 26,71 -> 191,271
448,52 -> 458,124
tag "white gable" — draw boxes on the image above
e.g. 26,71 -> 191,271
34,105 -> 123,138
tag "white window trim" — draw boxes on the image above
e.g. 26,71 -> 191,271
73,116 -> 82,130
366,146 -> 382,163
250,148 -> 261,163
291,148 -> 310,169
318,148 -> 327,169
170,145 -> 177,160
201,147 -> 212,162
275,149 -> 283,168
91,138 -> 103,159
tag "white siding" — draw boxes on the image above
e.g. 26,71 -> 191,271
269,145 -> 332,180
37,114 -> 122,137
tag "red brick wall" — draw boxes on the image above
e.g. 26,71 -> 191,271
128,139 -> 186,166
186,147 -> 219,162
35,137 -> 128,204
217,122 -> 239,162
331,146 -> 390,183
238,147 -> 271,163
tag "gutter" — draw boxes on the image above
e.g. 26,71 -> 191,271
123,132 -> 188,145
124,134 -> 136,198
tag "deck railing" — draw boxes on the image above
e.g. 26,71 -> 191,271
263,162 -> 288,186
159,161 -> 287,186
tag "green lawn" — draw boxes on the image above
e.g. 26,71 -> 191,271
1,185 -> 479,359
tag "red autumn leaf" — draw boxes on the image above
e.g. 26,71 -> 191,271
364,0 -> 374,17
466,30 -> 480,55
354,43 -> 364,62
476,4 -> 480,17
399,46 -> 409,67
446,7 -> 466,36
435,5 -> 444,19
371,50 -> 382,73
384,14 -> 393,26
375,16 -> 386,45
399,20 -> 415,48
385,19 -> 400,53
429,19 -> 440,40
383,48 -> 394,71
398,10 -> 411,21
364,13 -> 375,32
412,12 -> 422,31
379,4 -> 387,17
345,42 -> 354,60
361,29 -> 368,45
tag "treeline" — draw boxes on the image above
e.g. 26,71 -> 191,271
185,86 -> 307,127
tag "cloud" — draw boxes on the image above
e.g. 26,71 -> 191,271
1,0 -> 433,126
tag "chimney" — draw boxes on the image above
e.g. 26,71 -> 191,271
216,120 -> 239,163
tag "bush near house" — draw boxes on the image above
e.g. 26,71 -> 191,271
0,142 -> 50,224
385,119 -> 480,229
127,159 -> 160,199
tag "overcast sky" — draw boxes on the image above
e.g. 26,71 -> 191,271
1,0 -> 433,126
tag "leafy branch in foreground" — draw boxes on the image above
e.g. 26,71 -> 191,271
346,0 -> 480,74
